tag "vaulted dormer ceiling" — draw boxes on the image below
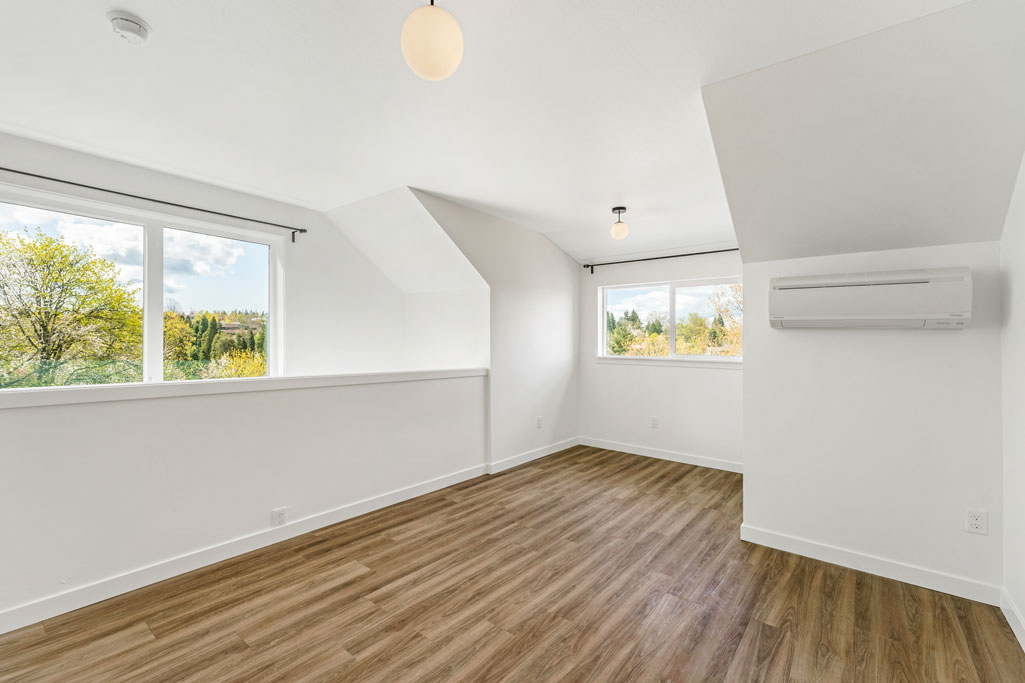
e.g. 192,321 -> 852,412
703,0 -> 1025,262
0,0 -> 986,262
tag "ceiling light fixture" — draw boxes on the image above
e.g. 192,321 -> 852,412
401,1 -> 464,81
107,11 -> 150,44
610,207 -> 629,240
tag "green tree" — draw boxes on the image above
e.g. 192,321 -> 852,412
163,311 -> 195,362
246,330 -> 256,352
212,332 -> 238,359
0,230 -> 142,387
607,311 -> 616,335
709,314 -> 725,347
195,315 -> 219,361
645,318 -> 664,336
676,312 -> 711,355
191,316 -> 207,360
607,323 -> 634,355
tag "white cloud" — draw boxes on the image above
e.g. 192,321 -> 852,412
607,289 -> 669,321
0,200 -> 145,284
8,204 -> 55,226
56,220 -> 144,284
163,229 -> 244,279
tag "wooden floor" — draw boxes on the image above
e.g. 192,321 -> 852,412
3,447 -> 1023,682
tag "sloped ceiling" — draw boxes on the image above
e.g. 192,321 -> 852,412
703,0 -> 1025,263
325,188 -> 486,294
0,0 -> 972,263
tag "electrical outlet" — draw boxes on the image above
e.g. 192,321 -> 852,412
272,507 -> 287,528
965,508 -> 988,535
650,416 -> 659,429
536,416 -> 543,429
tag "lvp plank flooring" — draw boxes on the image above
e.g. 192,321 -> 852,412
2,445 -> 1023,682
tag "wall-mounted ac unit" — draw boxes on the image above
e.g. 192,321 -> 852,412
769,267 -> 972,329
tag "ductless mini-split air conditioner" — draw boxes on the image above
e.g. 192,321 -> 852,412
769,267 -> 972,329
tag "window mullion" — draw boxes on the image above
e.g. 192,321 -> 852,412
142,223 -> 164,383
601,287 -> 608,356
668,284 -> 677,356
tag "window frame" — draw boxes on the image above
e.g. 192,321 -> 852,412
598,276 -> 743,366
0,178 -> 285,389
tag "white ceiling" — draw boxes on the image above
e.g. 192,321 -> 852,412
703,0 -> 1025,263
0,0 -> 973,262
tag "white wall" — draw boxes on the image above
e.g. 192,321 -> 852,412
0,132 -> 410,377
402,289 -> 491,370
413,191 -> 580,469
325,188 -> 491,372
0,134 -> 496,635
577,251 -> 744,471
0,372 -> 488,633
743,241 -> 1004,603
1001,156 -> 1025,644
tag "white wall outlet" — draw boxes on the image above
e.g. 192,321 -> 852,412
965,508 -> 988,535
536,416 -> 543,429
650,416 -> 659,429
272,507 -> 287,528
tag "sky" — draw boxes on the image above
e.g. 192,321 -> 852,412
0,200 -> 269,313
606,284 -> 723,323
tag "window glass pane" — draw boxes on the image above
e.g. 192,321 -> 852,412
675,283 -> 743,357
604,285 -> 670,356
162,228 -> 269,381
0,200 -> 143,388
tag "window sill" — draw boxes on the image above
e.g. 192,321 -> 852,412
0,368 -> 489,411
595,356 -> 743,370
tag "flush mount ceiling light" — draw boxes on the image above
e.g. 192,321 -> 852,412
107,10 -> 150,44
401,1 -> 463,81
610,207 -> 629,240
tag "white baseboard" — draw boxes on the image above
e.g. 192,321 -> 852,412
1001,589 -> 1025,651
740,524 -> 1001,606
0,463 -> 486,636
487,438 -> 580,474
577,437 -> 743,474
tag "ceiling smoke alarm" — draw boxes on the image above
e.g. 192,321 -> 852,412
107,11 -> 150,44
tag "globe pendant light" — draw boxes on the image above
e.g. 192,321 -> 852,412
401,1 -> 464,81
610,207 -> 629,240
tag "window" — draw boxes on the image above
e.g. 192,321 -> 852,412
602,279 -> 743,360
0,191 -> 279,391
163,229 -> 270,382
0,202 -> 144,388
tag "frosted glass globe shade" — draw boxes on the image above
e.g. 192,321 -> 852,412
401,5 -> 464,81
610,220 -> 629,240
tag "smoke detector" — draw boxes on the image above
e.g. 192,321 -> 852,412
107,11 -> 150,44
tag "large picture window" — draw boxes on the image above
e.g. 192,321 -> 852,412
0,192 -> 279,391
602,279 -> 742,360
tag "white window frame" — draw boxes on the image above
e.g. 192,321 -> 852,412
598,276 -> 742,367
0,178 -> 285,388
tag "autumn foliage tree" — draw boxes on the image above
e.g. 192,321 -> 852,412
0,231 -> 142,388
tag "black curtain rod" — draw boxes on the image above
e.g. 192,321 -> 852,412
0,165 -> 308,242
582,247 -> 740,273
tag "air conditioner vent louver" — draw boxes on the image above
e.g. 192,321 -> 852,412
769,267 -> 971,330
